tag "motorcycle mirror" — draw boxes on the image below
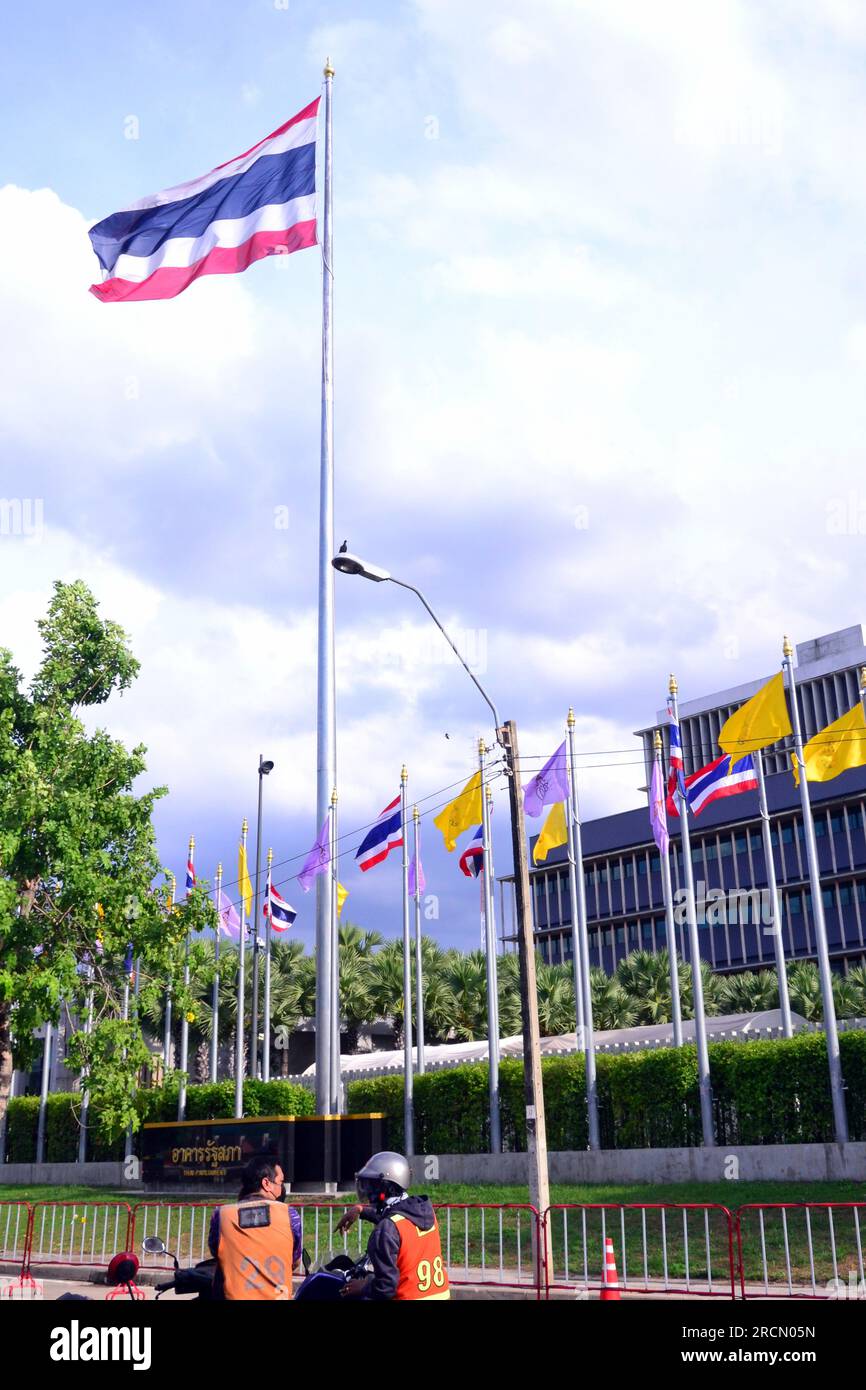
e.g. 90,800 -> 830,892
142,1235 -> 167,1256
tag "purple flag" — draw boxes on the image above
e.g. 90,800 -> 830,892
523,740 -> 570,818
409,852 -> 425,897
217,889 -> 241,939
649,758 -> 669,856
299,816 -> 331,892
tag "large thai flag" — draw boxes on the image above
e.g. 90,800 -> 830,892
88,98 -> 319,303
668,753 -> 758,818
356,796 -> 403,872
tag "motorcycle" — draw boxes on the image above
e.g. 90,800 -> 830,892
142,1235 -> 217,1300
293,1249 -> 372,1301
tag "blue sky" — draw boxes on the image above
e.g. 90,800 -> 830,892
4,1 -> 866,951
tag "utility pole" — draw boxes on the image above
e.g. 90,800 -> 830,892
500,719 -> 550,1234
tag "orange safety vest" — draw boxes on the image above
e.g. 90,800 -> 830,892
217,1199 -> 296,1301
388,1212 -> 451,1301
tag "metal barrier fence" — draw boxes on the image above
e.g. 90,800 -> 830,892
735,1203 -> 866,1300
26,1201 -> 133,1271
5,1199 -> 866,1299
131,1201 -> 541,1296
543,1203 -> 736,1300
0,1201 -> 32,1267
134,1202 -> 215,1270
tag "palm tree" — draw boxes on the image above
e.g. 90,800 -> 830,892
788,961 -> 824,1020
589,967 -> 639,1030
615,949 -> 681,1024
718,968 -> 780,1014
442,951 -> 489,1041
535,963 -> 576,1036
844,964 -> 866,1017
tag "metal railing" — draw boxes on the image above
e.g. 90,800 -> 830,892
735,1202 -> 866,1300
543,1203 -> 736,1300
0,1201 -> 32,1266
4,1198 -> 865,1299
26,1201 -> 133,1271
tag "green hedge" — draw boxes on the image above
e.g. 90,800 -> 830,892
348,1030 -> 866,1152
4,1079 -> 315,1163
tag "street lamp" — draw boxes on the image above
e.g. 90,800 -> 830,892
251,755 -> 274,1079
332,550 -> 550,1225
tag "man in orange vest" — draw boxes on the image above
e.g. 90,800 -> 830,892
209,1157 -> 301,1300
337,1151 -> 450,1301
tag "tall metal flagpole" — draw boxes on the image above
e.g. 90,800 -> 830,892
251,761 -> 264,1079
315,57 -> 336,1119
163,873 -> 175,1079
35,1023 -> 52,1163
178,835 -> 194,1120
77,966 -> 94,1164
754,749 -> 792,1038
566,709 -> 600,1150
479,740 -> 501,1152
210,864 -> 222,1083
669,676 -> 715,1146
263,848 -> 274,1083
654,732 -> 683,1047
400,767 -> 414,1154
330,790 -> 341,1113
485,783 -> 500,1047
783,638 -> 848,1143
412,806 -> 426,1076
234,820 -> 249,1119
563,720 -> 585,1037
125,956 -> 139,1162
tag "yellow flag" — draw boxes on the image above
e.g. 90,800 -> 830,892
533,800 -> 568,863
718,671 -> 792,758
792,703 -> 866,786
434,770 -> 482,852
238,842 -> 253,917
337,882 -> 349,918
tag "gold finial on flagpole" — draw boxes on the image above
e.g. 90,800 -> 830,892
783,635 -> 793,658
331,787 -> 338,805
401,764 -> 408,783
267,847 -> 273,866
413,804 -> 420,823
669,673 -> 678,696
653,730 -> 662,751
860,667 -> 866,692
189,834 -> 195,855
478,735 -> 486,756
242,817 -> 248,836
567,707 -> 575,729
324,56 -> 335,77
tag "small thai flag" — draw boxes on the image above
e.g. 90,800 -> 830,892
185,860 -> 196,892
668,753 -> 758,818
667,701 -> 687,802
459,826 -> 485,879
88,98 -> 319,302
356,795 -> 404,872
264,875 -> 297,931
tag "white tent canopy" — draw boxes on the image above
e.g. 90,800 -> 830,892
317,1009 -> 829,1084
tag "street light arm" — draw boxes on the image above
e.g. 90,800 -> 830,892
387,576 -> 502,738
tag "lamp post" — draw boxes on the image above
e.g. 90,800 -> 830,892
251,756 -> 274,1079
331,551 -> 549,1223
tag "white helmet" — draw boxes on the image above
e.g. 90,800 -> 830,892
355,1151 -> 410,1207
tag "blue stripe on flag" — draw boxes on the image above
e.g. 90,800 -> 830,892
89,144 -> 316,273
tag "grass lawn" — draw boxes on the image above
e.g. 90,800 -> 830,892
2,1178 -> 864,1291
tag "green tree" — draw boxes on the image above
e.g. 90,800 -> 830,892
0,581 -> 215,1143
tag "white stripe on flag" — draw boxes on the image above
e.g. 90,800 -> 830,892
109,194 -> 316,282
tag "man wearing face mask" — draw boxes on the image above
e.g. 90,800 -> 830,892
209,1157 -> 302,1300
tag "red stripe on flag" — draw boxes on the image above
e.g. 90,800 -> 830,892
89,221 -> 318,303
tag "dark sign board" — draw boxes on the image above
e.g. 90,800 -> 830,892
141,1114 -> 386,1187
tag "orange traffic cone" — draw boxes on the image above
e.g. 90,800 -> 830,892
599,1237 -> 621,1300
